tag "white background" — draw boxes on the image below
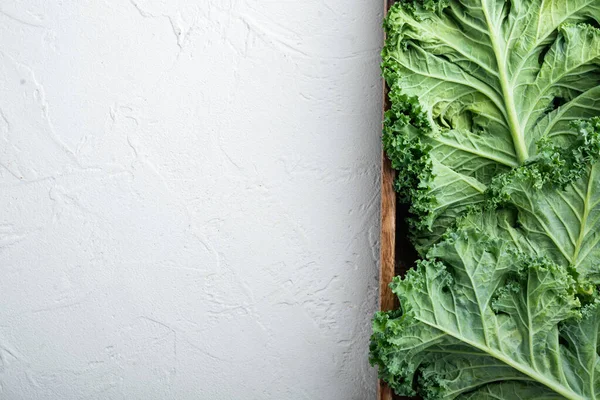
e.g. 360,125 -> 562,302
0,1 -> 383,398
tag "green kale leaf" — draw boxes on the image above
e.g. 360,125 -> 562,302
383,0 -> 600,250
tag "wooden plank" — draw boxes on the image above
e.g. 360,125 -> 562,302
378,146 -> 397,400
379,106 -> 397,315
378,1 -> 399,400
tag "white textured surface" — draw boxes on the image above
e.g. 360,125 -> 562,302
0,1 -> 382,399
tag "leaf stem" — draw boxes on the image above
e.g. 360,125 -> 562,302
422,319 -> 586,400
572,166 -> 595,265
482,1 -> 529,164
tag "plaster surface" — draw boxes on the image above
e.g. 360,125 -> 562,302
0,1 -> 383,398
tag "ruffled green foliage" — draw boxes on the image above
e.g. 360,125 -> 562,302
488,118 -> 600,204
382,88 -> 435,231
370,228 -> 600,399
382,0 -> 600,252
393,0 -> 450,12
373,0 -> 600,398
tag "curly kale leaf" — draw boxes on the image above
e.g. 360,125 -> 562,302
370,227 -> 600,400
375,2 -> 600,398
383,0 -> 600,251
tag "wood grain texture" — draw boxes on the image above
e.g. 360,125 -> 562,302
379,153 -> 397,313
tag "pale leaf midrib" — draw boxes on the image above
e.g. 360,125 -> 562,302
571,167 -> 595,266
420,318 -> 585,400
481,0 -> 529,164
